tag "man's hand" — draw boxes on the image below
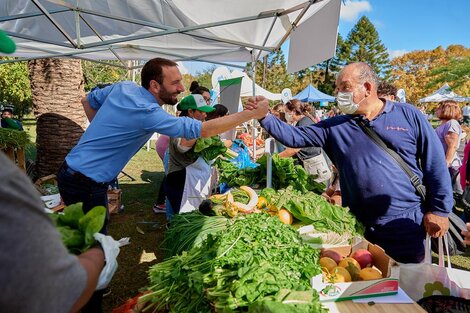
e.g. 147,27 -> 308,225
244,96 -> 269,119
423,212 -> 449,238
462,222 -> 470,245
245,96 -> 267,111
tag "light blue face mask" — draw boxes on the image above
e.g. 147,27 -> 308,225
336,91 -> 366,114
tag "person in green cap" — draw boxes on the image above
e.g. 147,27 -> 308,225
1,105 -> 23,130
0,29 -> 16,54
164,94 -> 217,216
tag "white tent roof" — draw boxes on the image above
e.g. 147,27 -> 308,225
0,0 -> 341,72
210,67 -> 281,101
231,70 -> 282,100
419,83 -> 470,103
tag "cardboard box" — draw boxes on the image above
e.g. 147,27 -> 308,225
108,188 -> 122,214
311,239 -> 400,302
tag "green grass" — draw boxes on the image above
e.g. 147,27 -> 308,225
102,146 -> 167,312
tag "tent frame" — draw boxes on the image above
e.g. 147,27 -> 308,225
1,0 -> 324,69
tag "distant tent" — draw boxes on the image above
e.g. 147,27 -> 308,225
419,83 -> 470,103
293,84 -> 335,103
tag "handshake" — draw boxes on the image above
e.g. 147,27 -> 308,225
244,96 -> 270,120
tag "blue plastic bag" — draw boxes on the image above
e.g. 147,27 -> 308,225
230,139 -> 259,169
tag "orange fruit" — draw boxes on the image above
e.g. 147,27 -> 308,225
338,257 -> 361,280
358,267 -> 383,281
257,196 -> 268,209
330,266 -> 352,282
278,208 -> 293,225
319,257 -> 337,273
338,257 -> 361,271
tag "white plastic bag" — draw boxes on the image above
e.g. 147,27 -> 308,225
399,234 -> 470,301
93,233 -> 122,290
302,152 -> 332,183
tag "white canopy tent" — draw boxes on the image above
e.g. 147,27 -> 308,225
0,0 -> 341,73
419,83 -> 470,103
211,67 -> 282,101
0,0 -> 341,155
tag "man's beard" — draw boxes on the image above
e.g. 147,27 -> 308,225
158,86 -> 179,105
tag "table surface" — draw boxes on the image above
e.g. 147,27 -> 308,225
322,300 -> 426,313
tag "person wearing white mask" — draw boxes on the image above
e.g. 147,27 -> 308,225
251,62 -> 452,264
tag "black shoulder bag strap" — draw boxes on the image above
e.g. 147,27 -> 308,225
355,117 -> 427,200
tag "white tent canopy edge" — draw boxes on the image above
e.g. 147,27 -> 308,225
0,0 -> 341,73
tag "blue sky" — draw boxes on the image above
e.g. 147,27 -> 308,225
182,0 -> 469,75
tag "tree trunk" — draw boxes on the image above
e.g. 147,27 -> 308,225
28,58 -> 86,178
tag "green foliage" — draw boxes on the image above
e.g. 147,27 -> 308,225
49,203 -> 106,254
246,50 -> 299,94
390,45 -> 470,104
0,128 -> 30,148
82,60 -> 128,91
339,16 -> 391,79
0,58 -> 32,117
188,136 -> 228,162
260,186 -> 364,236
428,54 -> 470,91
142,213 -> 324,313
194,66 -> 215,91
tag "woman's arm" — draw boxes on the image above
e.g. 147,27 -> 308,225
444,131 -> 460,166
278,147 -> 300,158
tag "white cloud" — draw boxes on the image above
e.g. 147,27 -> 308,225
388,49 -> 407,59
340,0 -> 372,22
177,61 -> 189,75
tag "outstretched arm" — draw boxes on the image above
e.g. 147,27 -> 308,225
199,97 -> 269,137
82,97 -> 97,122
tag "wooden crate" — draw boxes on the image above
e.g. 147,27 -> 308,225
35,174 -> 58,195
2,147 -> 26,171
108,188 -> 122,214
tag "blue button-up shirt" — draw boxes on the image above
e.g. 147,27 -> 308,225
66,82 -> 201,183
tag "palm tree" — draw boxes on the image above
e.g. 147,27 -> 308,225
28,58 -> 86,178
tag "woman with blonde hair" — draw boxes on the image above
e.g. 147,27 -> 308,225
435,100 -> 463,194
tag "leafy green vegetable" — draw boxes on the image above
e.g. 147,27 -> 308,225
58,226 -> 85,253
58,203 -> 84,229
49,203 -> 106,254
261,186 -> 364,236
162,211 -> 228,258
141,214 -> 326,313
188,136 -> 227,162
79,206 -> 106,249
216,154 -> 325,193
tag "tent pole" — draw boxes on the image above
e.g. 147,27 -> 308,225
251,52 -> 257,159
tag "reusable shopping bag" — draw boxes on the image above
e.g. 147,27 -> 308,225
399,234 -> 470,302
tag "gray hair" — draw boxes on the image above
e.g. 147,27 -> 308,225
356,62 -> 379,88
337,62 -> 379,90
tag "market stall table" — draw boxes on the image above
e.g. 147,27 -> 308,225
323,301 -> 426,313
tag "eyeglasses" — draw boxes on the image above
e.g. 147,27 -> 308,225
203,97 -> 211,104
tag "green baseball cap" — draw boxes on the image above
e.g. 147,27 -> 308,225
0,30 -> 16,54
177,94 -> 215,113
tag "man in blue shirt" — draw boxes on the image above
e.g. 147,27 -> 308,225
57,57 -> 268,313
251,62 -> 452,263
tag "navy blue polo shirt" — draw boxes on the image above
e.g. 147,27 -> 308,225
260,100 -> 453,262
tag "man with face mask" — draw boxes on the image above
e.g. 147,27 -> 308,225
57,57 -> 269,312
251,62 -> 452,264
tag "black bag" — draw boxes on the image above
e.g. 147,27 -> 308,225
462,186 -> 470,210
356,118 -> 466,256
430,212 -> 467,256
